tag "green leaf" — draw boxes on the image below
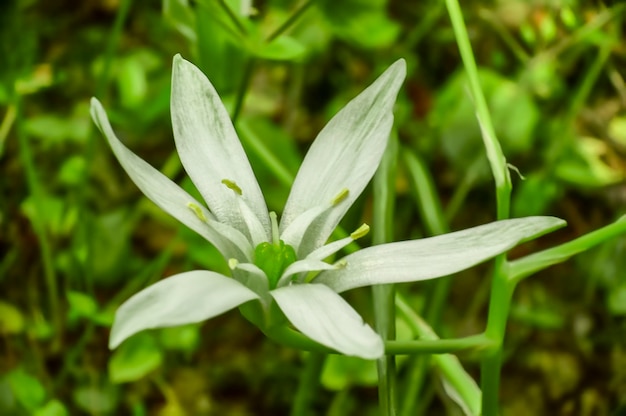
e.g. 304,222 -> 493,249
0,301 -> 25,334
34,399 -> 69,416
66,291 -> 99,325
108,333 -> 163,383
321,355 -> 378,390
6,368 -> 46,412
253,36 -> 307,61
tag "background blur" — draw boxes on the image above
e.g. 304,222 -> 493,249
1,0 -> 625,415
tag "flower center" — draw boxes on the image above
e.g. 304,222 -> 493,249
253,212 -> 297,289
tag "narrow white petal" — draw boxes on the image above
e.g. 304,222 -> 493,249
279,204 -> 329,254
280,60 -> 406,256
90,98 -> 251,261
236,196 -> 270,247
171,54 -> 270,236
306,235 -> 355,261
276,259 -> 338,286
314,216 -> 566,293
230,263 -> 271,302
109,271 -> 259,348
271,284 -> 383,359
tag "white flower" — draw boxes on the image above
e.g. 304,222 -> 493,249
90,55 -> 565,359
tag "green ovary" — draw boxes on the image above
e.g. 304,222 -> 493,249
254,240 -> 297,289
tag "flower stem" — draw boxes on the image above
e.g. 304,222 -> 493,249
445,2 -> 513,414
509,215 -> 626,284
216,0 -> 249,37
231,57 -> 256,124
15,99 -> 61,349
373,134 -> 399,416
444,0 -> 511,220
267,0 -> 314,42
290,352 -> 325,416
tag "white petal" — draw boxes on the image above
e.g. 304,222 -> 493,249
271,284 -> 383,359
280,60 -> 406,256
277,259 -> 338,286
90,98 -> 251,261
306,235 -> 356,261
171,54 -> 270,238
314,216 -> 566,293
109,271 -> 259,348
236,196 -> 269,247
279,204 -> 328,254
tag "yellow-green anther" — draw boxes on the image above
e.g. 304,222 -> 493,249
187,202 -> 207,222
335,259 -> 348,268
331,188 -> 349,206
221,179 -> 242,195
228,258 -> 239,270
350,223 -> 370,240
269,211 -> 280,245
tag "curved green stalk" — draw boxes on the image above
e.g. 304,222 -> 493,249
15,99 -> 61,349
444,2 -> 513,414
372,133 -> 399,416
290,352 -> 325,416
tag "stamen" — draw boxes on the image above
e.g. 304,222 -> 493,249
350,223 -> 370,240
228,258 -> 239,270
187,202 -> 208,222
335,259 -> 348,268
221,179 -> 243,195
269,211 -> 280,245
331,188 -> 349,206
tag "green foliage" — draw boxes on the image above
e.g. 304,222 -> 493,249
2,0 -> 626,414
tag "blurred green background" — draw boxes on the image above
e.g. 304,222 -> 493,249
1,0 -> 625,414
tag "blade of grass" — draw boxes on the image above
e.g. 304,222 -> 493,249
372,133 -> 400,416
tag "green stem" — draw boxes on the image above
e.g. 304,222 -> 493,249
481,257 -> 515,416
372,134 -> 399,416
267,0 -> 314,42
15,98 -> 61,348
237,120 -> 295,187
264,324 -> 495,356
396,295 -> 483,414
231,57 -> 256,124
385,335 -> 495,355
94,0 -> 132,98
0,104 -> 16,156
445,0 -> 511,220
216,0 -> 249,37
290,352 -> 325,416
509,215 -> 626,284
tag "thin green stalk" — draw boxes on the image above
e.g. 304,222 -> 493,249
445,2 -> 516,413
372,134 -> 399,416
480,257 -> 515,416
84,0 -> 132,296
216,0 -> 249,36
231,57 -> 256,124
508,215 -> 626,284
565,35 -> 614,122
385,335 -> 494,356
237,120 -> 295,187
396,295 -> 484,415
0,104 -> 16,156
477,8 -> 530,64
445,0 -> 511,220
264,322 -> 494,356
402,149 -> 449,414
403,150 -> 448,236
94,0 -> 132,98
290,352 -> 325,416
15,98 -> 61,348
400,356 -> 430,416
267,0 -> 314,42
547,4 -> 625,57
